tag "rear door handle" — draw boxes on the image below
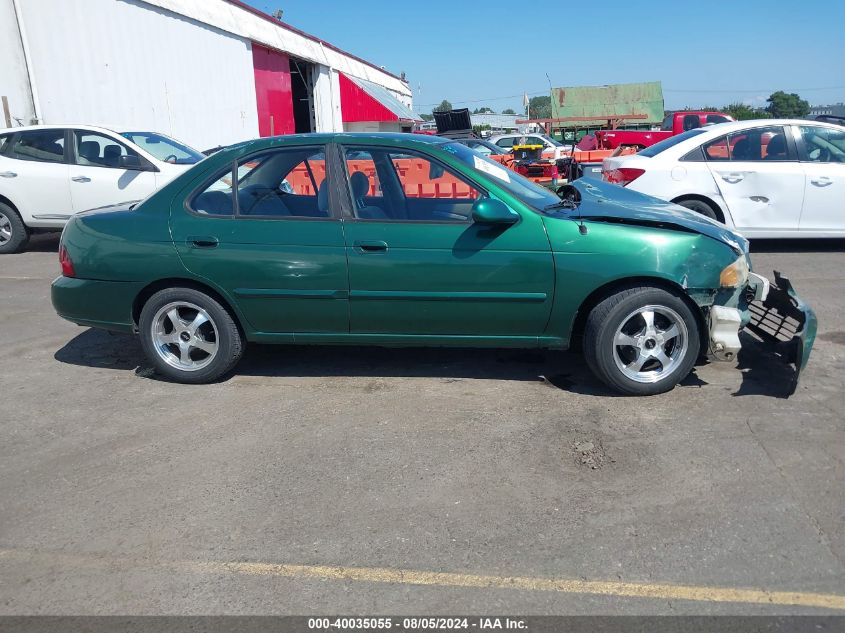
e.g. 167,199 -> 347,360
0,171 -> 17,178
71,176 -> 91,183
353,240 -> 388,253
811,176 -> 833,187
721,173 -> 745,184
187,236 -> 219,248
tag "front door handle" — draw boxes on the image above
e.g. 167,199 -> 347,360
187,236 -> 219,248
353,240 -> 388,253
0,171 -> 17,178
71,176 -> 91,183
811,176 -> 833,187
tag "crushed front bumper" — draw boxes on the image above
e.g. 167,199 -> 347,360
706,270 -> 817,391
745,271 -> 818,380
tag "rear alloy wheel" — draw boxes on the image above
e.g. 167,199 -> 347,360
584,287 -> 700,395
0,204 -> 29,254
139,287 -> 243,383
675,198 -> 718,221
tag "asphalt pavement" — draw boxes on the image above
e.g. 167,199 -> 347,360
0,234 -> 843,614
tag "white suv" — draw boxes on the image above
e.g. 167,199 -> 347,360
0,125 -> 204,253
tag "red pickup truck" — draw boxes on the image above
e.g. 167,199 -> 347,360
594,111 -> 734,150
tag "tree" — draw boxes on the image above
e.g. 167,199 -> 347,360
473,107 -> 493,114
766,91 -> 809,119
722,103 -> 770,121
502,108 -> 516,115
433,100 -> 453,113
526,96 -> 551,119
419,113 -> 433,121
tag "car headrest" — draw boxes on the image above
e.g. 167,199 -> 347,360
349,171 -> 370,201
317,179 -> 329,213
78,141 -> 100,162
766,134 -> 786,157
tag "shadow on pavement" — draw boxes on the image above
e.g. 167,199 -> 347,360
55,329 -> 801,398
25,232 -> 62,252
55,328 -> 629,396
732,332 -> 799,398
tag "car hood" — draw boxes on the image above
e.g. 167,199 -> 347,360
570,179 -> 748,253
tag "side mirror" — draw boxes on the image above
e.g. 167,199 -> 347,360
118,154 -> 145,170
471,198 -> 519,225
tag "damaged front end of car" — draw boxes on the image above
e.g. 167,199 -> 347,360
706,264 -> 817,391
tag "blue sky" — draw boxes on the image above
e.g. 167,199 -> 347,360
246,0 -> 845,114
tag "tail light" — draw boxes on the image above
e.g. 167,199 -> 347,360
603,167 -> 645,186
59,244 -> 75,277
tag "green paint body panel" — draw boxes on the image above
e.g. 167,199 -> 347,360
49,132 -> 785,353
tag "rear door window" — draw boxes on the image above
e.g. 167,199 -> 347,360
706,115 -> 730,125
682,114 -> 701,131
705,126 -> 794,162
8,129 -> 66,163
192,147 -> 329,218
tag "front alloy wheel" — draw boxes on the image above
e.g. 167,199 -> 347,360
584,286 -> 700,395
612,305 -> 689,384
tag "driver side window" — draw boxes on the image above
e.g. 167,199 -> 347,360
73,131 -> 143,169
799,126 -> 845,163
342,146 -> 482,222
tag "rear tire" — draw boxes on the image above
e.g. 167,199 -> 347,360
584,286 -> 700,396
0,203 -> 29,254
139,287 -> 243,384
675,198 -> 719,221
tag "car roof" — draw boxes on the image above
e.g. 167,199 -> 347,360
489,133 -> 542,139
0,123 -> 123,135
686,118 -> 836,136
239,132 -> 452,153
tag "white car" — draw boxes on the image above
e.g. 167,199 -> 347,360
488,133 -> 572,159
601,119 -> 845,238
0,124 -> 204,253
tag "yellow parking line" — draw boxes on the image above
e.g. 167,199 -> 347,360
2,548 -> 844,610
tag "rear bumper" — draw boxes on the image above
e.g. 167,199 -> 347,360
51,276 -> 142,333
745,271 -> 817,380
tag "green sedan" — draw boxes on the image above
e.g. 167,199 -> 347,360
51,133 -> 816,395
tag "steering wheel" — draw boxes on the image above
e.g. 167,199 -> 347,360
164,154 -> 178,163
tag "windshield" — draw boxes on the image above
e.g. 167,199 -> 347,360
637,128 -> 708,157
443,142 -> 560,209
120,131 -> 205,165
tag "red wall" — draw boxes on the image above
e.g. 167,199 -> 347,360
339,73 -> 398,123
252,44 -> 295,136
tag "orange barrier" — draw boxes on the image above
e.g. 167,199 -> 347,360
286,159 -> 478,199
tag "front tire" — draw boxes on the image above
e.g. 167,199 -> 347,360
138,287 -> 243,384
584,286 -> 700,396
0,204 -> 30,254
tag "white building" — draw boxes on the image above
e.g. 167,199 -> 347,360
0,0 -> 418,150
